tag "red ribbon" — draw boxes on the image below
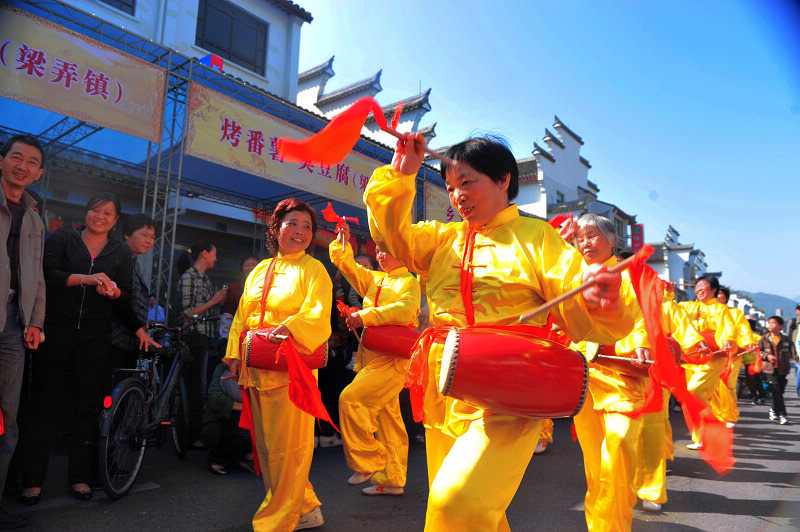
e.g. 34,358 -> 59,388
322,202 -> 360,233
280,338 -> 339,432
238,389 -> 261,476
625,245 -> 733,473
277,96 -> 388,166
336,299 -> 359,318
547,213 -> 572,228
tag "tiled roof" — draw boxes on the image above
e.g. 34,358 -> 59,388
533,142 -> 555,162
517,157 -> 539,182
553,115 -> 583,145
543,128 -> 564,149
365,89 -> 432,124
298,56 -> 334,83
580,156 -> 591,169
316,70 -> 382,107
267,0 -> 313,23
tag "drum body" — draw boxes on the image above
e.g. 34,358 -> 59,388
361,325 -> 420,359
438,327 -> 588,418
240,329 -> 328,371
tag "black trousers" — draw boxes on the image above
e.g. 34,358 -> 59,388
184,332 -> 210,443
21,326 -> 111,487
743,364 -> 764,399
207,411 -> 251,467
765,373 -> 788,416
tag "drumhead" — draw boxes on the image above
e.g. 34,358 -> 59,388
438,328 -> 460,396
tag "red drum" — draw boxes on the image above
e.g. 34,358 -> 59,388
438,327 -> 588,418
361,325 -> 420,359
240,329 -> 328,371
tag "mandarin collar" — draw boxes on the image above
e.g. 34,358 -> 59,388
475,204 -> 518,233
277,250 -> 305,260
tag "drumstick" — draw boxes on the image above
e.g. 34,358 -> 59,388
221,374 -> 238,381
254,331 -> 289,341
596,354 -> 653,365
518,254 -> 639,324
380,126 -> 449,163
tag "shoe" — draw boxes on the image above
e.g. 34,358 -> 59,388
725,422 -> 735,429
534,440 -> 548,455
19,488 -> 41,506
207,461 -> 228,475
779,416 -> 789,425
318,434 -> 342,448
238,459 -> 257,474
0,509 -> 29,529
362,485 -> 404,496
347,471 -> 374,485
71,484 -> 93,502
686,442 -> 704,450
769,409 -> 777,421
294,506 -> 323,530
642,501 -> 662,512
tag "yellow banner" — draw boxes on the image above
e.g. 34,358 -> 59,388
0,6 -> 165,142
424,182 -> 461,223
185,82 -> 383,208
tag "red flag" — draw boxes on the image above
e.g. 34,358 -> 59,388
626,245 -> 734,473
280,338 -> 339,431
336,299 -> 359,318
547,213 -> 571,228
390,102 -> 404,131
322,202 -> 359,233
277,96 -> 387,165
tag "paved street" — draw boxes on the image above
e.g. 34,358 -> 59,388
4,388 -> 799,531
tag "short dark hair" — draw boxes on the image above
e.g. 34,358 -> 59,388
1,134 -> 46,167
86,192 -> 121,217
240,255 -> 259,269
718,286 -> 730,300
440,136 -> 519,201
267,198 -> 318,255
122,213 -> 155,237
697,274 -> 719,295
795,303 -> 800,311
768,315 -> 784,326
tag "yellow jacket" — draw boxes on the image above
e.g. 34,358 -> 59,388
364,165 -> 635,431
225,251 -> 332,390
679,298 -> 737,348
727,306 -> 760,348
329,238 -> 421,369
615,296 -> 704,354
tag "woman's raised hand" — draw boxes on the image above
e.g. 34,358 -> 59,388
336,221 -> 350,245
391,132 -> 427,175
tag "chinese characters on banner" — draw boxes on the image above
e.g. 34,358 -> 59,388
424,181 -> 461,223
631,223 -> 645,252
0,6 -> 165,142
186,82 -> 380,209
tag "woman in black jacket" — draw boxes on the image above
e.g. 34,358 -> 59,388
19,193 -> 153,503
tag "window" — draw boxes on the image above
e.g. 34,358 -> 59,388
196,0 -> 268,76
97,0 -> 135,15
556,191 -> 564,203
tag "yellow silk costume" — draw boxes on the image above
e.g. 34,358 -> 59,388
330,238 -> 420,488
710,306 -> 760,424
365,165 -> 634,532
679,298 -> 736,444
225,252 -> 332,532
573,259 -> 646,532
538,419 -> 554,444
634,299 -> 703,506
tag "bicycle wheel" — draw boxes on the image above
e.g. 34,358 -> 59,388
169,377 -> 190,458
99,379 -> 148,500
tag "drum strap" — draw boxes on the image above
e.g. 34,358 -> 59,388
374,282 -> 382,307
459,227 -> 478,326
257,258 -> 278,329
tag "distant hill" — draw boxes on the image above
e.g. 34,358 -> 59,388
740,291 -> 798,316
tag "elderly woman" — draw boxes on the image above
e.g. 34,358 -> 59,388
224,198 -> 332,531
365,134 -> 633,532
20,193 -> 156,503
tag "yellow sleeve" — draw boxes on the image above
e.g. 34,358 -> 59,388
715,306 -> 737,346
364,165 -> 445,280
730,308 -> 756,348
609,275 -> 646,354
329,237 -> 379,298
665,299 -> 704,350
360,273 -> 421,328
282,258 -> 333,353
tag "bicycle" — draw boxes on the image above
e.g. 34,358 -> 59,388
97,316 -> 215,500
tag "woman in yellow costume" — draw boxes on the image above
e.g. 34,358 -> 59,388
709,286 -> 760,428
365,133 -> 633,532
633,288 -> 704,513
225,198 -> 332,531
569,214 -> 651,531
329,222 -> 420,496
679,274 -> 736,450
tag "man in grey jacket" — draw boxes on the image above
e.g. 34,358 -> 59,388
0,134 -> 46,529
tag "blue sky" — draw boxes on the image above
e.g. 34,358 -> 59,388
297,0 -> 800,299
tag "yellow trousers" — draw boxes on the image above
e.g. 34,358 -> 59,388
634,390 -> 671,504
710,357 -> 743,424
574,391 -> 643,532
684,357 -> 727,443
539,418 -> 554,443
339,355 -> 408,487
248,386 -> 320,532
425,412 -> 541,532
